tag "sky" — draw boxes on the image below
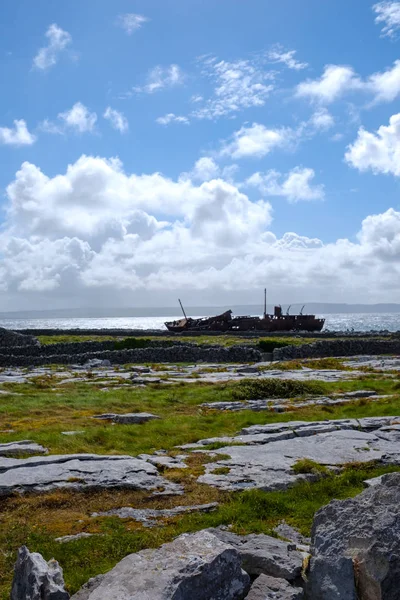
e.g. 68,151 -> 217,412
1,0 -> 400,310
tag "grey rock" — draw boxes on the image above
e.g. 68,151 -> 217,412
307,472 -> 400,600
0,454 -> 182,497
138,453 -> 187,469
70,576 -> 105,600
11,545 -> 69,600
273,521 -> 310,546
61,431 -> 84,436
0,440 -> 47,457
84,359 -> 111,368
208,529 -> 303,581
55,532 -> 96,543
237,366 -> 260,374
113,412 -> 161,424
71,530 -> 250,599
245,575 -> 304,600
92,502 -> 219,526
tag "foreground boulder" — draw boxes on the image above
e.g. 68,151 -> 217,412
11,546 -> 69,600
71,530 -> 250,599
245,574 -> 304,599
307,472 -> 400,599
208,528 -> 303,581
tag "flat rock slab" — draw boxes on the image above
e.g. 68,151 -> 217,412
0,440 -> 48,457
93,502 -> 219,527
71,530 -> 250,600
0,454 -> 182,497
245,575 -> 304,600
196,417 -> 400,492
208,529 -> 303,581
92,413 -> 160,424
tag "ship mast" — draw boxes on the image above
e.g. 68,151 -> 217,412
263,288 -> 267,319
178,299 -> 187,319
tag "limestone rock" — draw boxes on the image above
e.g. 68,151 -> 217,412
71,530 -> 250,599
70,576 -> 104,600
0,454 -> 182,497
307,472 -> 400,599
245,575 -> 304,599
113,412 -> 160,424
0,440 -> 47,457
208,529 -> 303,581
92,502 -> 218,527
11,545 -> 69,600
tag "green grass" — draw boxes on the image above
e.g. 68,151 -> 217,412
1,461 -> 398,597
1,366 -> 400,597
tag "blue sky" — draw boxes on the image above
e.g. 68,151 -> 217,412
1,0 -> 400,309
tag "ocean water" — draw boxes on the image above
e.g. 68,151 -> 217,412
2,313 -> 400,332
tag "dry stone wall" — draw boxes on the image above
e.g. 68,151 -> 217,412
273,338 -> 400,360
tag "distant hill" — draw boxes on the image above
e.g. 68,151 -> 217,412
1,303 -> 400,319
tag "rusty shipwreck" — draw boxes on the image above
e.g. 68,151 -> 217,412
164,292 -> 325,333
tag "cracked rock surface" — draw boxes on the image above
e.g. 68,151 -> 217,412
0,454 -> 182,496
0,440 -> 48,457
194,416 -> 400,491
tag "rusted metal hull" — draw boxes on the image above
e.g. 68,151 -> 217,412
165,310 -> 325,333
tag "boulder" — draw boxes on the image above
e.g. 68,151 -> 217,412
84,359 -> 111,368
307,472 -> 400,599
10,546 -> 69,600
71,530 -> 250,599
245,574 -> 304,599
70,576 -> 104,600
208,529 -> 303,581
113,412 -> 160,424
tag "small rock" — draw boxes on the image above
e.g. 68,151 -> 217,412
0,440 -> 47,457
113,413 -> 161,424
10,546 -> 70,600
237,366 -> 260,374
84,359 -> 111,369
55,533 -> 95,543
273,521 -> 311,546
61,431 -> 84,436
245,574 -> 304,599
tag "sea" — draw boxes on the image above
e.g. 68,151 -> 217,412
2,313 -> 400,333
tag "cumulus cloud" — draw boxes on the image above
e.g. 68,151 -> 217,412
1,155 -> 400,305
103,107 -> 129,133
156,113 -> 189,125
0,120 -> 36,146
191,55 -> 275,120
345,112 -> 400,175
220,123 -> 291,159
373,2 -> 400,38
296,61 -> 400,105
33,24 -> 72,71
267,45 -> 308,70
246,167 -> 325,202
58,102 -> 97,133
116,13 -> 148,34
309,108 -> 335,131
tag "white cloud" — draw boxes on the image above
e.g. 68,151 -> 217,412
182,157 -> 220,182
345,112 -> 400,176
267,45 -> 308,70
192,56 -> 275,120
33,24 -> 72,71
58,102 -> 97,133
156,113 -> 189,126
0,120 -> 36,146
309,108 -> 335,131
2,155 -> 400,305
220,123 -> 291,159
296,65 -> 362,104
135,65 -> 184,94
246,167 -> 324,202
373,2 -> 400,38
117,13 -> 148,34
103,107 -> 129,133
296,60 -> 400,105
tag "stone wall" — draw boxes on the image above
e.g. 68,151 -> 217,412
0,344 -> 262,367
273,339 -> 400,360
